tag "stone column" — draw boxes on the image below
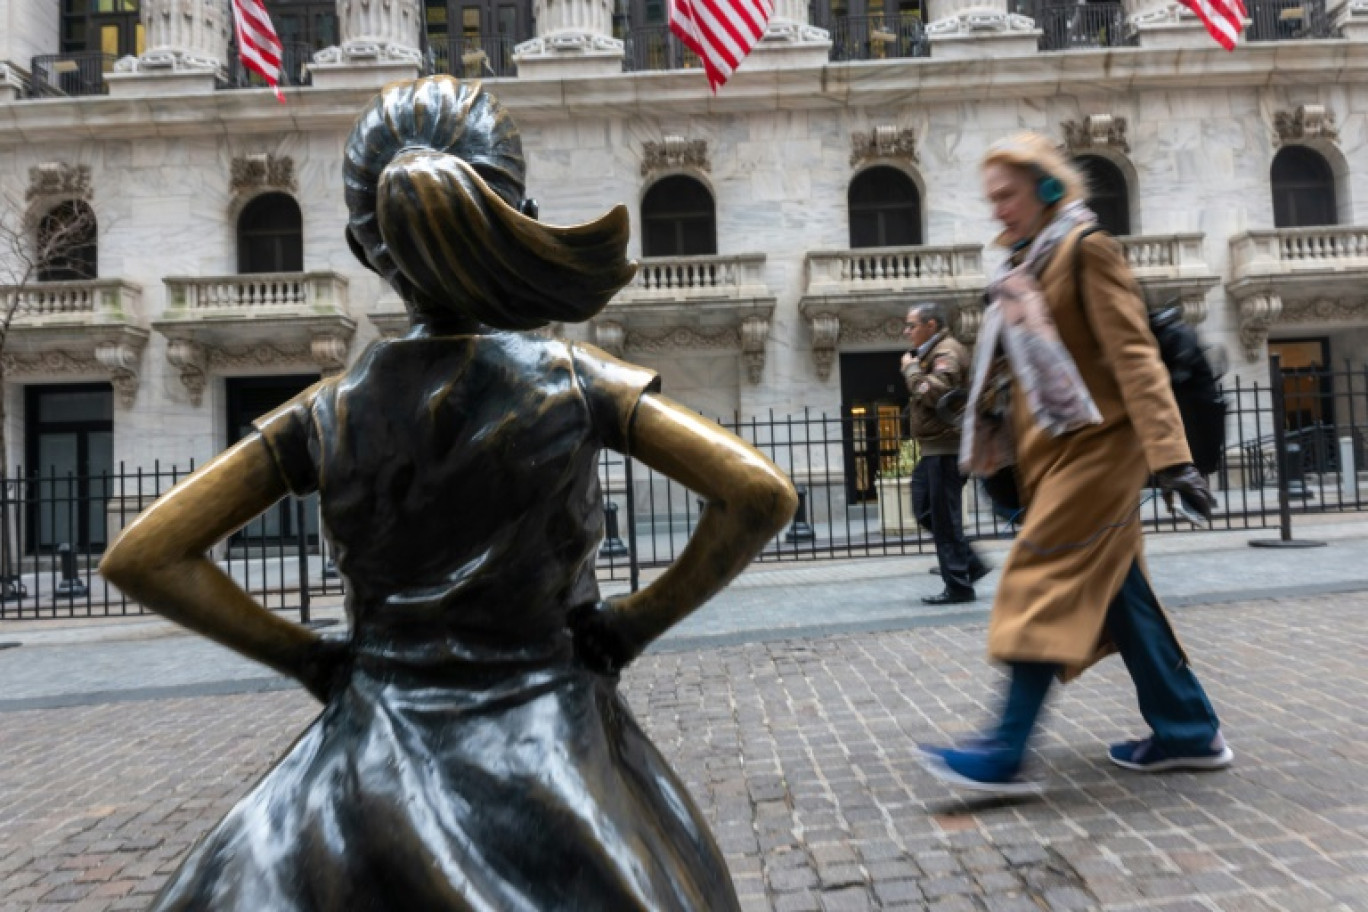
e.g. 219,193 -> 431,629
106,0 -> 231,97
1330,0 -> 1368,39
747,0 -> 832,69
311,0 -> 425,89
924,0 -> 1041,58
513,0 -> 625,79
1122,0 -> 1218,46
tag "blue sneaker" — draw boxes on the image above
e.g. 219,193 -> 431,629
917,741 -> 1045,797
1108,733 -> 1233,772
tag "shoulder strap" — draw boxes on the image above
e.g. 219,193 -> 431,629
1072,225 -> 1106,305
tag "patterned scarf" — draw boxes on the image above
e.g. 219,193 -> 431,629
960,202 -> 1103,477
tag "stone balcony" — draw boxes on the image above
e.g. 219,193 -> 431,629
155,271 -> 356,405
1116,233 -> 1219,322
797,244 -> 986,380
590,254 -> 776,383
1226,226 -> 1368,359
0,279 -> 149,406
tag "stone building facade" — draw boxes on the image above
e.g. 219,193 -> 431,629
1,0 -> 1367,548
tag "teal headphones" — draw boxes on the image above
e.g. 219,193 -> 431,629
1036,172 -> 1065,205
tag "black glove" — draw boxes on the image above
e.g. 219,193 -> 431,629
567,601 -> 640,677
1156,463 -> 1215,526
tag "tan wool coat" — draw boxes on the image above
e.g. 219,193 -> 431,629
988,226 -> 1192,678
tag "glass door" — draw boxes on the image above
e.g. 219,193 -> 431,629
24,385 -> 115,553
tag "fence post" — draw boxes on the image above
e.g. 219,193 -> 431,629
785,484 -> 817,543
296,499 -> 311,625
55,543 -> 88,597
624,454 -> 639,594
1250,352 -> 1325,550
601,502 -> 629,558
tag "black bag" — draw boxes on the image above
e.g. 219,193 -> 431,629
1077,227 -> 1227,475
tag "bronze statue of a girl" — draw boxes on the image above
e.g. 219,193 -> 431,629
101,76 -> 796,911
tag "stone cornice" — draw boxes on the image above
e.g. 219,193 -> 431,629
3,42 -> 1368,143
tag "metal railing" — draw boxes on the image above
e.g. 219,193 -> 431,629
1245,0 -> 1332,40
28,52 -> 117,98
1032,1 -> 1133,50
7,364 -> 1368,620
428,36 -> 520,79
623,26 -> 704,72
828,15 -> 929,61
221,41 -> 316,89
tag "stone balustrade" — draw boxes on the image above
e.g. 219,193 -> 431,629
3,278 -> 141,320
163,272 -> 348,313
621,254 -> 769,300
805,244 -> 984,293
1231,226 -> 1368,274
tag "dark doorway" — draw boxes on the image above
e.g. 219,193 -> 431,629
237,193 -> 304,274
641,176 -> 717,257
24,384 -> 114,553
424,0 -> 531,77
226,376 -> 320,547
1074,155 -> 1131,237
1268,337 -> 1334,472
848,166 -> 922,248
838,351 -> 909,502
1271,147 -> 1337,228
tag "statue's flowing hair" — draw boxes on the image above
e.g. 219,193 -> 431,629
344,76 -> 636,330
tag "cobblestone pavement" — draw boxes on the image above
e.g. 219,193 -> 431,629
3,591 -> 1367,911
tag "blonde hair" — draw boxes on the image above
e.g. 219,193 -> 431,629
981,131 -> 1089,208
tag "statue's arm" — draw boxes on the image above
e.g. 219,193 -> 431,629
99,435 -> 345,701
582,393 -> 797,663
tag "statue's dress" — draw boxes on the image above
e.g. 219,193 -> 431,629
151,333 -> 740,912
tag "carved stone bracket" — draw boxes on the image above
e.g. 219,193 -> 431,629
850,126 -> 918,168
231,153 -> 297,195
1237,293 -> 1283,362
1273,105 -> 1338,146
166,338 -> 208,406
641,137 -> 710,177
26,163 -> 92,203
593,320 -> 626,357
4,330 -> 148,408
807,313 -> 841,381
740,316 -> 770,384
925,10 -> 1036,34
94,340 -> 145,408
1062,115 -> 1130,154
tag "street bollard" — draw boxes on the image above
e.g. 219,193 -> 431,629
601,502 -> 629,558
784,485 -> 817,543
1341,436 -> 1356,503
55,543 -> 88,597
1284,442 -> 1310,500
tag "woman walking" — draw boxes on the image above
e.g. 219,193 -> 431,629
101,76 -> 796,909
918,131 -> 1230,795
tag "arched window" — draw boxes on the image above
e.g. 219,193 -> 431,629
1074,155 -> 1131,237
848,167 -> 922,248
237,193 -> 304,274
37,201 -> 98,282
641,176 -> 716,257
1271,146 -> 1337,228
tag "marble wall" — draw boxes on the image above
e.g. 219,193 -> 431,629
0,51 -> 1366,471
0,1 -> 57,68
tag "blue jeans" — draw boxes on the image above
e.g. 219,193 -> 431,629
992,560 -> 1221,766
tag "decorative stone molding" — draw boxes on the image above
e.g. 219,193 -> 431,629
740,316 -> 770,384
1331,0 -> 1368,39
1123,0 -> 1211,48
623,326 -> 741,352
808,314 -> 841,381
641,137 -> 710,177
925,6 -> 1036,35
850,126 -> 918,168
1238,293 -> 1282,362
231,154 -> 297,195
515,34 -> 624,56
4,331 -> 149,408
1279,297 -> 1361,323
924,0 -> 1039,59
110,0 -> 231,74
1272,105 -> 1339,146
26,163 -> 92,203
1115,234 -> 1218,323
1062,115 -> 1130,154
314,0 -> 424,65
95,340 -> 144,407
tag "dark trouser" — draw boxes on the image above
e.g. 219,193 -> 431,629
911,453 -> 985,593
991,560 -> 1222,767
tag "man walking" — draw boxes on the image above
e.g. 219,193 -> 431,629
901,303 -> 989,605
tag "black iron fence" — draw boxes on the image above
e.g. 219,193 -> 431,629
28,52 -> 117,98
1245,0 -> 1332,40
828,14 -> 929,62
221,41 -> 317,89
428,37 -> 520,79
623,26 -> 704,72
1031,1 -> 1134,50
4,363 -> 1366,621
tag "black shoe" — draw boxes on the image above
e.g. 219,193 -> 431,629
922,588 -> 976,606
929,563 -> 992,583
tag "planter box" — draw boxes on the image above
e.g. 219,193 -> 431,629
875,477 -> 917,536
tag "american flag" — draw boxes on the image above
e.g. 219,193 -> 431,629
669,0 -> 774,92
231,0 -> 286,102
1179,0 -> 1246,50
